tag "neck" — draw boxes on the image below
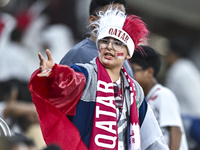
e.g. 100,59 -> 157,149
144,78 -> 157,97
167,51 -> 180,66
106,68 -> 121,82
89,34 -> 96,42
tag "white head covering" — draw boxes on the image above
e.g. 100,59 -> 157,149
92,8 -> 135,57
91,6 -> 149,57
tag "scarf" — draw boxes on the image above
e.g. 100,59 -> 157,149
89,58 -> 141,150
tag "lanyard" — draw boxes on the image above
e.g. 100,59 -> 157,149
117,74 -> 124,122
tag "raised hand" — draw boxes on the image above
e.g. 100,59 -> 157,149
37,49 -> 55,77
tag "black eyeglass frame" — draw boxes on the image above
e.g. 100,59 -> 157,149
132,68 -> 145,73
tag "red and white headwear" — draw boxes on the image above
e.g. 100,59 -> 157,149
92,7 -> 149,57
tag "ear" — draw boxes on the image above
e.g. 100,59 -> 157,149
126,55 -> 131,60
89,15 -> 97,24
147,67 -> 154,77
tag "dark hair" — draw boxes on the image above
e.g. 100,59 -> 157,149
129,46 -> 161,78
0,79 -> 32,102
0,133 -> 35,150
89,0 -> 126,15
11,133 -> 35,147
0,81 -> 12,102
43,144 -> 61,150
10,28 -> 23,42
169,36 -> 194,58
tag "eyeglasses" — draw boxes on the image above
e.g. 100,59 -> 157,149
98,39 -> 126,51
132,68 -> 144,73
113,82 -> 123,109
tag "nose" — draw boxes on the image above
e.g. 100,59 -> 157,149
107,42 -> 113,50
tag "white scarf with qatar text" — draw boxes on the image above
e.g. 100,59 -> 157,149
89,58 -> 141,150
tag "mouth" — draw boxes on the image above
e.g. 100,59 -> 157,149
104,52 -> 114,60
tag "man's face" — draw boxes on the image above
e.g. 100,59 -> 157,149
129,63 -> 149,89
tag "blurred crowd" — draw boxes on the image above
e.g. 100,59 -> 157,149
0,0 -> 85,149
0,0 -> 200,150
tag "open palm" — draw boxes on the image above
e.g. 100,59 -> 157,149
37,49 -> 55,77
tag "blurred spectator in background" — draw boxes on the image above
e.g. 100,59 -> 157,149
0,12 -> 16,53
75,0 -> 92,39
60,0 -> 134,78
0,27 -> 36,84
28,0 -> 76,64
164,35 -> 200,150
41,0 -> 79,41
0,7 -> 45,149
16,0 -> 75,64
0,133 -> 38,150
38,24 -> 75,64
129,45 -> 188,150
0,0 -> 77,148
0,0 -> 48,83
0,79 -> 46,149
0,2 -> 51,149
190,36 -> 200,72
42,144 -> 61,150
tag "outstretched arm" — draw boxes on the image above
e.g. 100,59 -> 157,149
29,49 -> 87,116
37,49 -> 55,77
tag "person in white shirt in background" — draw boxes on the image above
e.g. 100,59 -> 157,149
165,36 -> 200,150
129,45 -> 188,150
